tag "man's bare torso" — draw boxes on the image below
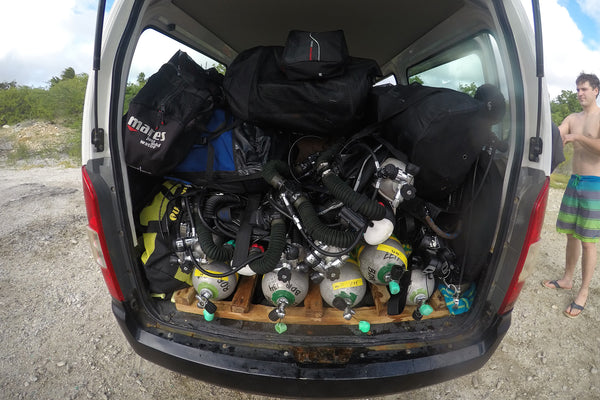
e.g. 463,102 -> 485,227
564,110 -> 600,176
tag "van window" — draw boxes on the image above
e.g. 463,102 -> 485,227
125,29 -> 221,111
408,33 -> 509,140
128,29 -> 220,83
409,54 -> 484,93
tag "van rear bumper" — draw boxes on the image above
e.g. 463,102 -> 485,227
112,300 -> 511,398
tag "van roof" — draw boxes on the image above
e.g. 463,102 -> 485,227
172,0 -> 464,65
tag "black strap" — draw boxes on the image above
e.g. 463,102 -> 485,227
231,194 -> 261,268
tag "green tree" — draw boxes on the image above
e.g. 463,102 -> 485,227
136,72 -> 146,86
0,86 -> 50,125
409,75 -> 424,85
213,63 -> 226,75
124,72 -> 147,114
0,81 -> 17,90
550,89 -> 580,126
550,90 -> 580,177
46,73 -> 88,129
458,82 -> 478,97
49,67 -> 77,88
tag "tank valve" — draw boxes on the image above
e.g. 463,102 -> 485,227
332,297 -> 370,333
412,296 -> 434,321
377,158 -> 418,209
195,289 -> 218,321
268,297 -> 290,334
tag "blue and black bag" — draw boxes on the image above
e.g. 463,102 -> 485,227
170,108 -> 288,194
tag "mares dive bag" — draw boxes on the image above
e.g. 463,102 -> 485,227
124,50 -> 223,176
223,39 -> 381,136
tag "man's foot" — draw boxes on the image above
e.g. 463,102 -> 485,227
541,279 -> 572,290
564,301 -> 585,318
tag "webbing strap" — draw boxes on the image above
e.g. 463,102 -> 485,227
231,194 -> 261,268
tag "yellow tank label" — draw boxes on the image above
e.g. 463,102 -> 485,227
332,278 -> 364,290
194,269 -> 229,281
376,244 -> 407,266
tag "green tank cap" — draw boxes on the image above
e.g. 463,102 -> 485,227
275,322 -> 288,334
203,309 -> 215,321
388,281 -> 400,295
419,304 -> 434,316
358,320 -> 371,333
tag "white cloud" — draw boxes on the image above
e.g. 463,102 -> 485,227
0,0 -> 97,87
520,0 -> 600,98
1,0 -> 599,97
577,0 -> 600,23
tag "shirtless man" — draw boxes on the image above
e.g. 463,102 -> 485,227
543,72 -> 600,318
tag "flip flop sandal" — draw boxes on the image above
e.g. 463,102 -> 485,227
541,280 -> 564,290
563,301 -> 585,319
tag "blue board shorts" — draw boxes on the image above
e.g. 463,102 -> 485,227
556,174 -> 600,243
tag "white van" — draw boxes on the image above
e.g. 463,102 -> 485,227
82,0 -> 553,397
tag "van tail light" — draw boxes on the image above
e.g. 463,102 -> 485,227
498,177 -> 550,314
82,166 -> 125,302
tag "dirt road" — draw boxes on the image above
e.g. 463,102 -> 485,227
0,165 -> 598,399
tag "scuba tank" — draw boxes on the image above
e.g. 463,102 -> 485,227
192,261 -> 239,321
319,259 -> 371,333
261,268 -> 309,333
319,259 -> 367,318
358,236 -> 407,295
405,269 -> 435,320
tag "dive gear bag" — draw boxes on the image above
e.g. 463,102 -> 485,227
376,83 -> 498,200
223,45 -> 381,136
171,108 -> 288,194
124,50 -> 223,176
281,30 -> 349,80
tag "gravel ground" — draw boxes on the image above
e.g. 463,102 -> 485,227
0,165 -> 599,400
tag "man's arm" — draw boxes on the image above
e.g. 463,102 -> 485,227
563,133 -> 600,156
558,115 -> 571,140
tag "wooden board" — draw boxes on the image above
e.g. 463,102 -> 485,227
174,275 -> 450,325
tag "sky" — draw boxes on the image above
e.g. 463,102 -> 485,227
1,0 -> 600,99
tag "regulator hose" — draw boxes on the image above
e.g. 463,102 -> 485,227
315,141 -> 385,221
425,215 -> 462,240
203,193 -> 241,219
194,215 -> 234,262
294,196 -> 360,248
322,172 -> 385,221
262,160 -> 290,189
248,218 -> 288,274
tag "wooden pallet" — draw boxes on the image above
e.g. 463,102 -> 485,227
174,275 -> 449,325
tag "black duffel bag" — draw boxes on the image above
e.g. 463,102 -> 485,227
124,50 -> 223,176
223,45 -> 381,136
281,30 -> 349,80
376,83 -> 501,200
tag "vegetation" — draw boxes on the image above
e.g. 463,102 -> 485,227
549,89 -> 580,187
0,69 -> 584,171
